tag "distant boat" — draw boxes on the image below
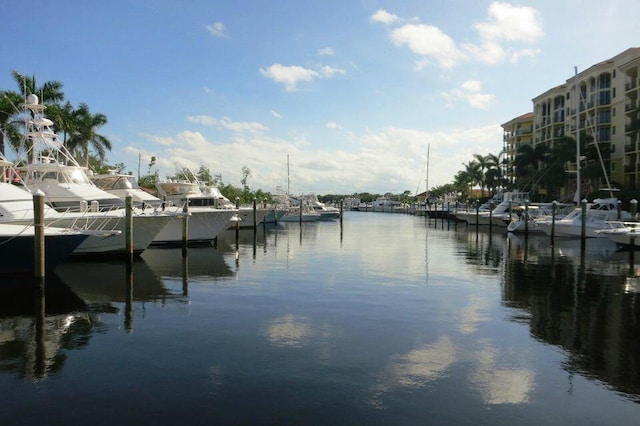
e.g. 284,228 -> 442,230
455,191 -> 528,226
278,205 -> 321,222
156,169 -> 271,229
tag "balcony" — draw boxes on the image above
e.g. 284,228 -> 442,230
626,81 -> 638,91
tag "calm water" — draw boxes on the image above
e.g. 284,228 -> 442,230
2,212 -> 640,425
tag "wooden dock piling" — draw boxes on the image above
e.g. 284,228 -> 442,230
33,190 -> 45,279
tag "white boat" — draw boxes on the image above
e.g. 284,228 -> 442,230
3,95 -> 174,255
17,95 -> 124,212
90,172 -> 162,208
536,197 -> 630,238
506,203 -> 575,233
278,206 -> 321,222
0,223 -> 91,273
595,221 -> 640,247
300,194 -> 340,220
156,172 -> 270,229
456,191 -> 529,226
91,172 -> 238,245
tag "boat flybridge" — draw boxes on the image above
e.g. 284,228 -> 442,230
17,94 -> 125,212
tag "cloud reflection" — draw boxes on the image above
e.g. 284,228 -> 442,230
470,344 -> 535,405
458,295 -> 490,335
370,336 -> 456,406
264,314 -> 310,348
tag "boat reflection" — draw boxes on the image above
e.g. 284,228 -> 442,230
142,246 -> 234,281
0,275 -> 90,381
503,233 -> 640,401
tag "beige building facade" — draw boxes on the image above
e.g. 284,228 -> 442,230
502,47 -> 640,198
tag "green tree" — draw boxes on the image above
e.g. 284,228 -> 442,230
196,165 -> 214,185
0,90 -> 22,155
65,103 -> 111,166
241,165 -> 251,192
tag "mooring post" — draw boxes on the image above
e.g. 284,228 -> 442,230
340,200 -> 344,225
631,199 -> 638,252
253,198 -> 257,230
475,200 -> 480,231
33,190 -> 45,279
551,200 -> 557,245
182,201 -> 189,257
299,200 -> 303,223
581,199 -> 587,241
631,199 -> 638,219
524,199 -> 530,235
125,194 -> 134,263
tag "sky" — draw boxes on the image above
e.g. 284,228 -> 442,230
1,0 -> 638,196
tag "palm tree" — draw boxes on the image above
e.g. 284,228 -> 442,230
472,154 -> 489,196
514,143 -> 548,190
11,71 -> 64,104
0,90 -> 22,155
65,103 -> 111,167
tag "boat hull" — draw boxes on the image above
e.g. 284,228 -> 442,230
0,225 -> 89,273
152,207 -> 238,246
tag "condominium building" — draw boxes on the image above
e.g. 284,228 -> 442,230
501,112 -> 534,186
502,47 -> 640,198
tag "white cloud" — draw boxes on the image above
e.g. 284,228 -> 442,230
370,9 -> 399,26
326,122 -> 341,130
206,22 -> 227,37
260,63 -> 344,91
187,115 -> 269,133
390,24 -> 465,69
442,80 -> 495,109
465,2 -> 543,64
128,123 -> 502,194
270,110 -> 281,119
317,47 -> 334,56
377,3 -> 543,68
476,2 -> 544,43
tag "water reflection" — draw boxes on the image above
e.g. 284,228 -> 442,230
370,336 -> 456,406
0,275 -> 90,381
142,246 -> 234,281
502,234 -> 640,400
470,343 -> 535,405
263,314 -> 311,348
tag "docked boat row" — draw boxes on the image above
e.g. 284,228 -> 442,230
0,94 -> 280,274
437,188 -> 640,247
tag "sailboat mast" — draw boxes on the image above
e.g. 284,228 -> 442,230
574,66 -> 581,205
287,154 -> 290,195
425,144 -> 430,200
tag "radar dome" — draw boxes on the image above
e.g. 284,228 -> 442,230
26,94 -> 39,105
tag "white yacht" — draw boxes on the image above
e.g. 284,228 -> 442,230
536,197 -> 629,238
3,95 -> 173,255
455,191 -> 529,226
156,172 -> 271,228
17,95 -> 124,212
91,171 -> 239,246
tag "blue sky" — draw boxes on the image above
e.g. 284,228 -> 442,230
1,1 -> 638,195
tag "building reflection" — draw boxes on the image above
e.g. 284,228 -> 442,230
502,234 -> 640,400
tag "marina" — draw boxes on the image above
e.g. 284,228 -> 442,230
1,211 -> 640,424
